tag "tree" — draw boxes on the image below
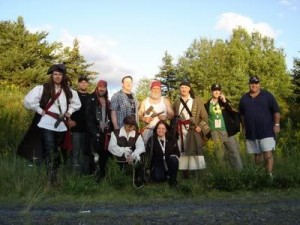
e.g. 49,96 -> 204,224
155,51 -> 177,100
0,17 -> 60,87
56,38 -> 98,86
173,27 -> 292,111
0,17 -> 97,88
291,56 -> 300,103
135,77 -> 151,102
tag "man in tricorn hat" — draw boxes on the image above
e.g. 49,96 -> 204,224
18,64 -> 81,185
172,81 -> 210,178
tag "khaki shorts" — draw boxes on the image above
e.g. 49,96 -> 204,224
246,137 -> 276,154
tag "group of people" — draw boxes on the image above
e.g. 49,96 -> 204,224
17,63 -> 281,188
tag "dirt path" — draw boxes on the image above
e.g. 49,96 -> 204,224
0,197 -> 299,225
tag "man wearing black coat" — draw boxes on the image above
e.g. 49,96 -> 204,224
204,83 -> 243,170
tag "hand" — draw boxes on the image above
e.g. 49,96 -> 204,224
274,124 -> 280,134
195,126 -> 201,133
143,117 -> 153,124
219,94 -> 226,103
67,119 -> 76,128
65,112 -> 71,118
123,147 -> 132,158
158,114 -> 167,121
126,154 -> 134,164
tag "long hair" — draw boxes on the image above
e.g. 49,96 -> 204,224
48,74 -> 73,103
153,120 -> 171,138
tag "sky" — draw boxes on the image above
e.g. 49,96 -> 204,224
0,0 -> 299,92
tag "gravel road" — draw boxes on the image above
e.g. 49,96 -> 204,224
0,197 -> 299,225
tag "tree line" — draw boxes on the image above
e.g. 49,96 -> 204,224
1,17 -> 299,124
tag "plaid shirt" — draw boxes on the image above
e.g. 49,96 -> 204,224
111,90 -> 139,128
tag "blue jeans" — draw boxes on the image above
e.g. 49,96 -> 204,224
41,128 -> 65,172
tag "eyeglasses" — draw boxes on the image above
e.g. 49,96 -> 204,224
250,81 -> 259,84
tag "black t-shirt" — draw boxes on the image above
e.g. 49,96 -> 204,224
125,93 -> 136,115
70,92 -> 90,132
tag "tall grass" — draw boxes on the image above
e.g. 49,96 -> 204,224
0,81 -> 299,204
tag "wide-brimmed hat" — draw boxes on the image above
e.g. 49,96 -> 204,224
47,64 -> 67,75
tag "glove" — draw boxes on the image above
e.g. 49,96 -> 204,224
123,147 -> 132,158
131,152 -> 141,162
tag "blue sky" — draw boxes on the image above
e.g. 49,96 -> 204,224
1,0 -> 299,91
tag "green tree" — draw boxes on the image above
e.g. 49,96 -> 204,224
173,27 -> 292,112
291,56 -> 300,103
0,17 -> 60,87
135,77 -> 151,102
56,38 -> 98,86
155,51 -> 177,100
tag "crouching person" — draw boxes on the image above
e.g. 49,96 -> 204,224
108,115 -> 145,188
146,120 -> 180,187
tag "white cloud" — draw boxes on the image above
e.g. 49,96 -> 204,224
28,24 -> 53,33
58,30 -> 140,89
279,0 -> 298,11
280,0 -> 292,6
215,13 -> 280,38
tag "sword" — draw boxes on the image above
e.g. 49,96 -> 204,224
54,114 -> 65,128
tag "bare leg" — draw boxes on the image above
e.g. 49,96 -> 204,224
254,153 -> 263,165
263,151 -> 273,174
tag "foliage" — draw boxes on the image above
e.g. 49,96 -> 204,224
0,17 -> 96,88
155,51 -> 177,101
0,17 -> 59,87
56,38 -> 98,86
135,77 -> 151,102
155,27 -> 292,114
0,80 -> 31,153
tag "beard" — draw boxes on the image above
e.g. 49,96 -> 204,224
97,91 -> 106,97
150,92 -> 161,100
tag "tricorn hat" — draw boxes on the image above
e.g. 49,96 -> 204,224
47,64 -> 67,75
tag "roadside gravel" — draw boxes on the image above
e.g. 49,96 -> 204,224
0,197 -> 299,225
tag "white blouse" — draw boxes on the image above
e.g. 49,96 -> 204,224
24,85 -> 81,132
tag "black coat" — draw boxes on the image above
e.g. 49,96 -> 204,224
146,134 -> 180,167
204,99 -> 240,137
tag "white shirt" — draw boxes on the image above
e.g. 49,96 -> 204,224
24,85 -> 81,132
144,97 -> 167,128
108,127 -> 145,161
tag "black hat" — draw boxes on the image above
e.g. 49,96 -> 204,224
179,81 -> 191,87
47,64 -> 67,75
249,76 -> 260,83
123,115 -> 137,126
211,83 -> 222,91
78,76 -> 89,82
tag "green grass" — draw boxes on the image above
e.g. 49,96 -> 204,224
0,80 -> 300,206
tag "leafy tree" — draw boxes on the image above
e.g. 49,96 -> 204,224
173,27 -> 292,112
135,77 -> 151,102
0,17 -> 97,89
0,17 -> 60,87
288,56 -> 300,126
56,38 -> 98,86
291,56 -> 300,103
155,51 -> 177,100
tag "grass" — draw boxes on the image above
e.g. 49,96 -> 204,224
0,80 -> 300,206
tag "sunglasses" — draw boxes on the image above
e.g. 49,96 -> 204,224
250,81 -> 259,84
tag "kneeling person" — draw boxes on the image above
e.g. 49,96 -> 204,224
108,115 -> 145,188
146,120 -> 180,187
